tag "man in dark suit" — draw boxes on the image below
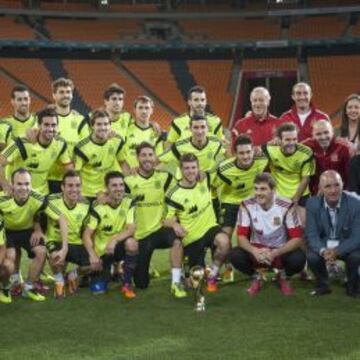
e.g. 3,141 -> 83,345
306,170 -> 360,297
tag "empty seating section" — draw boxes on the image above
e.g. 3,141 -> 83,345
40,1 -> 94,11
63,60 -> 172,127
0,58 -> 52,102
45,19 -> 140,42
308,56 -> 360,123
122,61 -> 185,115
187,60 -> 233,126
180,19 -> 280,41
241,58 -> 298,72
289,16 -> 347,39
0,0 -> 22,8
0,17 -> 35,40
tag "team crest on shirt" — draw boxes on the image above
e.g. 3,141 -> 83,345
108,146 -> 115,155
273,216 -> 281,226
31,153 -> 37,158
184,198 -> 189,203
76,213 -> 83,222
246,129 -> 252,135
71,121 -> 77,130
199,186 -> 206,193
207,151 -> 213,159
154,180 -> 161,189
331,153 -> 338,162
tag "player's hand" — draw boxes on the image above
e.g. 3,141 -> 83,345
323,249 -> 337,263
150,121 -> 162,136
252,247 -> 266,264
107,129 -> 117,139
26,128 -> 39,144
52,249 -> 67,266
96,191 -> 110,205
105,240 -> 117,255
128,167 -> 139,176
30,230 -> 44,246
253,146 -> 263,157
90,254 -> 102,271
173,223 -> 187,238
2,182 -> 13,196
267,137 -> 281,146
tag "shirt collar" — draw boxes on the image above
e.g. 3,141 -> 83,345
324,195 -> 342,210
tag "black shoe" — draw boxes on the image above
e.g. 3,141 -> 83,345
310,287 -> 332,296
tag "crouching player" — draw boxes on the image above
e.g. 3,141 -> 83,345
46,170 -> 93,298
229,173 -> 306,296
83,171 -> 138,299
0,168 -> 67,303
164,153 -> 230,293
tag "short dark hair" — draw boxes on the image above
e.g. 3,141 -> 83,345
180,153 -> 199,167
136,141 -> 155,156
134,95 -> 154,108
190,114 -> 207,125
105,171 -> 124,186
90,109 -> 109,126
276,122 -> 298,139
11,85 -> 29,99
187,85 -> 205,100
254,172 -> 276,190
62,170 -> 81,186
103,83 -> 125,101
235,134 -> 253,147
52,78 -> 74,93
11,167 -> 31,183
37,108 -> 58,125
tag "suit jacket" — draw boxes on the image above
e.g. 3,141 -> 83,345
305,191 -> 360,257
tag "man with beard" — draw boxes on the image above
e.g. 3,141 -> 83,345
124,142 -> 185,296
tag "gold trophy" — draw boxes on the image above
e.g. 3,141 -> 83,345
189,266 -> 206,312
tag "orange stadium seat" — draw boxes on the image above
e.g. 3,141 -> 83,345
180,18 -> 280,41
187,60 -> 233,126
62,60 -> 172,128
0,58 -> 52,102
241,58 -> 298,72
0,16 -> 36,40
289,15 -> 347,39
40,1 -> 94,12
308,55 -> 360,126
122,60 -> 185,115
45,19 -> 141,42
0,0 -> 22,8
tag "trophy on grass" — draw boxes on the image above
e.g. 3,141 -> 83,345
189,266 -> 206,312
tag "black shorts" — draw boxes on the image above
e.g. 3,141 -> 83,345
221,203 -> 239,228
184,225 -> 223,268
47,241 -> 90,266
48,180 -> 62,195
138,227 -> 176,249
298,194 -> 310,207
6,229 -> 45,259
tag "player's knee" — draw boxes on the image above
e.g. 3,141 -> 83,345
3,258 -> 15,275
33,245 -> 47,259
215,233 -> 230,251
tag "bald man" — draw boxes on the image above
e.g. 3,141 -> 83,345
231,87 -> 281,149
280,82 -> 329,142
303,120 -> 351,195
306,170 -> 360,297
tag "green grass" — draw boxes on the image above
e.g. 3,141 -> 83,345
2,250 -> 360,360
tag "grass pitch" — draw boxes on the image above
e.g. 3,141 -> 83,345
1,250 -> 360,360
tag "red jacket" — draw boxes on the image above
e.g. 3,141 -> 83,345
232,112 -> 281,148
280,105 -> 329,142
302,137 -> 350,195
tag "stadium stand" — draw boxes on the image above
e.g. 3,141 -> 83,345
62,59 -> 173,127
241,58 -> 298,72
40,1 -> 94,12
0,0 -> 22,8
180,18 -> 281,41
308,55 -> 360,125
352,21 -> 360,37
122,60 -> 185,115
0,16 -> 36,40
109,3 -> 158,12
45,19 -> 141,42
289,15 -> 348,39
187,60 -> 233,126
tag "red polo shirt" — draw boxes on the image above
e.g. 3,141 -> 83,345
302,137 -> 350,195
231,112 -> 281,148
280,105 -> 329,142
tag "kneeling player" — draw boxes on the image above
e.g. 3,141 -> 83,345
229,173 -> 306,296
46,170 -> 93,298
83,171 -> 138,299
164,153 -> 230,293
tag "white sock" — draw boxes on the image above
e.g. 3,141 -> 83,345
24,281 -> 33,291
171,268 -> 182,285
54,273 -> 64,284
68,268 -> 78,280
10,273 -> 21,284
209,264 -> 219,279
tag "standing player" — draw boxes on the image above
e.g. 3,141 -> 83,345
280,82 -> 329,142
46,170 -> 92,298
74,110 -> 126,200
167,86 -> 223,147
230,173 -> 305,296
164,153 -> 230,293
48,77 -> 89,193
262,122 -> 315,209
231,87 -> 280,149
0,108 -> 73,195
124,142 -> 185,296
0,168 -> 67,303
121,96 -> 165,172
3,85 -> 37,139
83,171 -> 138,298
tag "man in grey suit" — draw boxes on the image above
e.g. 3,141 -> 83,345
306,170 -> 360,297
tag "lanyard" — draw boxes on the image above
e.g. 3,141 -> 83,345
326,207 -> 338,240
